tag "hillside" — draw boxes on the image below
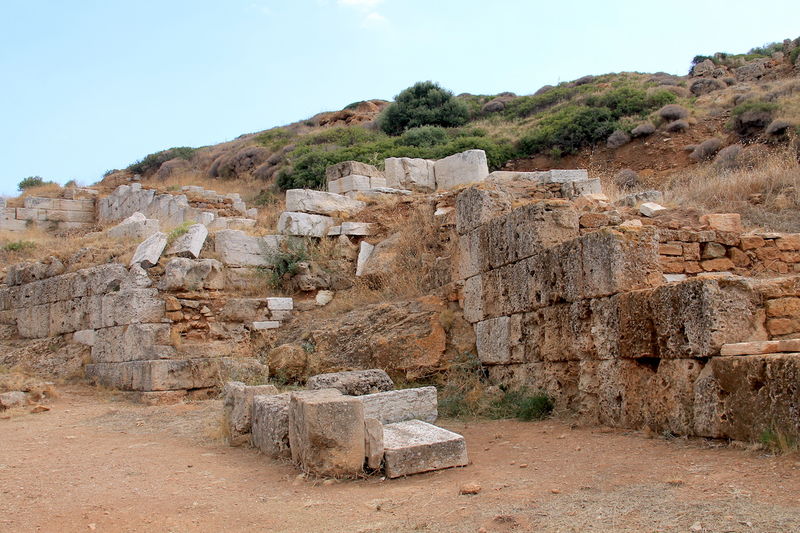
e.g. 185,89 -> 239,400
89,37 -> 800,230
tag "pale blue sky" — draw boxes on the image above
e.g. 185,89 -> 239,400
1,0 -> 798,195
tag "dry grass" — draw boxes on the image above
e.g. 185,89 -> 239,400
661,144 -> 800,231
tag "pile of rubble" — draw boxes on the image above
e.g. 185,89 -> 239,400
224,370 -> 468,478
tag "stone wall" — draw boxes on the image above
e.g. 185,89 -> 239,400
456,180 -> 800,441
0,196 -> 96,232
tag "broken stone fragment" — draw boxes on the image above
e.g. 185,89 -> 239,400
639,202 -> 667,217
165,224 -> 208,259
277,211 -> 335,238
364,418 -> 384,470
382,419 -> 469,478
223,381 -> 279,446
306,369 -> 394,396
130,232 -> 168,268
355,241 -> 374,277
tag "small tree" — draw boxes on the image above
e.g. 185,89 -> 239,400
379,81 -> 469,135
17,176 -> 46,191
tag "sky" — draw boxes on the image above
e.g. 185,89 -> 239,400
1,0 -> 799,196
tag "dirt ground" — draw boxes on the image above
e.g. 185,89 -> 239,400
2,386 -> 800,533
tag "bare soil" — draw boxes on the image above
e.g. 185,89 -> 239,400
3,385 -> 800,533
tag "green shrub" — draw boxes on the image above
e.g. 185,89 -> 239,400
17,176 -> 53,191
503,86 -> 579,118
263,239 -> 310,288
343,101 -> 365,110
517,105 -> 618,156
379,81 -> 469,135
748,42 -> 783,57
255,128 -> 295,151
487,388 -> 555,421
128,146 -> 195,175
399,126 -> 449,147
791,48 -> 800,65
587,87 -> 676,118
732,100 -> 779,118
167,221 -> 192,244
3,240 -> 36,252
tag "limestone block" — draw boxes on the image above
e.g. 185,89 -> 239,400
100,289 -> 165,328
456,230 -> 482,280
358,387 -> 438,424
277,211 -> 335,238
165,224 -> 208,258
43,209 -> 94,223
251,392 -> 292,458
486,171 -> 551,183
640,202 -> 667,217
15,208 -> 47,221
130,232 -> 168,268
370,177 -> 387,188
327,179 -> 344,194
214,229 -> 285,267
159,258 -> 224,291
252,321 -> 280,330
325,161 -> 384,181
572,178 -> 603,197
693,354 -> 800,441
306,369 -> 394,396
223,381 -> 279,446
475,315 -> 524,364
85,358 -> 221,391
382,420 -> 469,478
462,274 -> 484,323
338,175 -> 371,192
288,389 -> 365,477
455,186 -> 512,235
91,323 -> 175,363
0,218 -> 30,231
384,157 -> 436,191
700,213 -> 743,233
285,189 -> 366,217
0,390 -> 27,410
48,298 -> 91,336
364,418 -> 384,470
73,329 -> 95,346
359,233 -> 402,277
341,222 -> 373,236
219,298 -> 270,322
207,217 -> 257,231
548,169 -> 589,183
266,298 -> 293,311
14,304 -> 51,338
355,241 -> 374,277
434,149 -> 489,190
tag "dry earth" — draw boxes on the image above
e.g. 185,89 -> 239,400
2,386 -> 800,533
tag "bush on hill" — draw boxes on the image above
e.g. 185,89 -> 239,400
379,81 -> 469,135
128,147 -> 196,176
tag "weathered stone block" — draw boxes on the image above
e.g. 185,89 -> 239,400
358,386 -> 438,425
251,392 -> 292,458
277,211 -> 335,238
159,258 -> 224,291
285,189 -> 366,217
355,241 -> 374,277
214,230 -> 285,267
364,418 -> 384,470
91,323 -> 175,363
434,149 -> 489,190
306,369 -> 394,396
130,232 -> 168,268
223,381 -> 279,446
288,389 -> 365,477
100,289 -> 165,328
85,358 -> 220,391
384,157 -> 436,191
326,161 -> 383,181
475,315 -> 524,364
107,212 -> 160,241
165,224 -> 208,259
382,420 -> 469,478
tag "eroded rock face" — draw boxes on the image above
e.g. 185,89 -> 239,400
275,296 -> 449,380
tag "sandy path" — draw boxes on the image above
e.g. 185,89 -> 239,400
2,386 -> 800,533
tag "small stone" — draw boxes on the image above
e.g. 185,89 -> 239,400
550,489 -> 561,494
315,290 -> 335,307
459,483 -> 482,495
640,202 -> 667,217
30,405 -> 50,413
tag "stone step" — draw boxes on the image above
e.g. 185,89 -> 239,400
382,420 -> 468,478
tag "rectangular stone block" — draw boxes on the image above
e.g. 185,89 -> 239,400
214,229 -> 285,267
223,381 -> 279,446
694,354 -> 800,441
251,392 -> 292,458
285,189 -> 365,217
475,315 -> 525,364
454,186 -> 511,236
384,157 -> 436,191
364,418 -> 384,470
434,149 -> 489,190
44,209 -> 94,223
462,274 -> 484,323
288,389 -> 365,477
325,161 -> 383,181
548,169 -> 588,183
91,323 -> 175,363
15,208 -> 47,221
277,211 -> 335,237
85,358 -> 220,391
266,297 -> 293,311
358,386 -> 437,424
720,339 -> 800,356
382,420 -> 468,478
307,369 -> 394,396
100,289 -> 165,328
339,175 -> 371,193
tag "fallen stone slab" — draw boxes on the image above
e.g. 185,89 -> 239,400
267,297 -> 293,311
434,149 -> 489,190
223,381 -> 279,446
165,223 -> 208,258
277,211 -> 335,238
214,229 -> 284,267
382,419 -> 468,478
306,369 -> 394,396
639,202 -> 667,217
288,389 -> 365,477
285,189 -> 366,217
130,232 -> 168,268
720,339 -> 800,356
252,321 -> 280,330
358,386 -> 437,424
340,222 -> 374,236
356,241 -> 374,277
700,213 -> 743,233
107,212 -> 160,241
251,392 -> 292,458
